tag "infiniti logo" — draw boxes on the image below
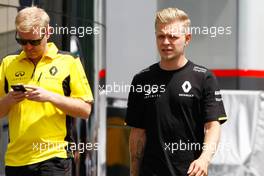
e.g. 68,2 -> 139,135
15,71 -> 25,77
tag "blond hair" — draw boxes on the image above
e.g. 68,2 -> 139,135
155,7 -> 191,30
15,6 -> 50,32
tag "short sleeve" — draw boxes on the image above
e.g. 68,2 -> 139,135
69,58 -> 94,102
0,60 -> 6,97
202,70 -> 227,124
125,75 -> 146,129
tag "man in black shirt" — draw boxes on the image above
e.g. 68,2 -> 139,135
125,7 -> 227,176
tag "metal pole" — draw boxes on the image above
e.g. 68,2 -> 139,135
93,0 -> 106,176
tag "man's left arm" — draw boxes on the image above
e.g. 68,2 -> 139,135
187,121 -> 221,176
48,92 -> 92,119
24,85 -> 92,119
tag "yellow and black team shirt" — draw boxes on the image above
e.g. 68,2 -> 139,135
0,43 -> 93,166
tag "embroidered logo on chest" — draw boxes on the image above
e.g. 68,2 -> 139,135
179,81 -> 194,97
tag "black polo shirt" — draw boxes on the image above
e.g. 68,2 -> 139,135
126,60 -> 227,176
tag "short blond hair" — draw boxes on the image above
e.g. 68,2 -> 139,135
155,7 -> 191,30
15,6 -> 50,32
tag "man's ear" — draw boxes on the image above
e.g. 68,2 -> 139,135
185,33 -> 192,46
46,25 -> 52,39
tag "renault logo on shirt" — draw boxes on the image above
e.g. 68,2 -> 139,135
179,81 -> 194,97
49,66 -> 58,76
15,71 -> 25,77
182,81 -> 192,93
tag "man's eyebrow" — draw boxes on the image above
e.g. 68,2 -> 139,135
156,31 -> 167,34
156,31 -> 180,35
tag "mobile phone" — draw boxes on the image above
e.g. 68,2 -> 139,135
11,85 -> 27,92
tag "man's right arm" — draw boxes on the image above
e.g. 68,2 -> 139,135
0,91 -> 25,118
0,95 -> 12,118
129,127 -> 146,176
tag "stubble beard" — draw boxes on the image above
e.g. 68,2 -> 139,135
160,53 -> 180,62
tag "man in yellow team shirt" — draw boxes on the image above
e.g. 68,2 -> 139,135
0,7 -> 93,176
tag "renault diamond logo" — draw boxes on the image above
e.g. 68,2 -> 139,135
182,81 -> 192,93
49,66 -> 58,76
15,71 -> 25,77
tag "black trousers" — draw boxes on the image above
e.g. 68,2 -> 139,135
5,157 -> 72,176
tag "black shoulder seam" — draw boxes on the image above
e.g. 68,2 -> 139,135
4,77 -> 8,94
58,50 -> 78,59
62,75 -> 71,96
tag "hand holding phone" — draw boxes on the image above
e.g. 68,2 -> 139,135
11,85 -> 27,92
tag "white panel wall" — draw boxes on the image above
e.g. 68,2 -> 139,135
239,0 -> 264,70
106,0 -> 157,99
0,0 -> 19,33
